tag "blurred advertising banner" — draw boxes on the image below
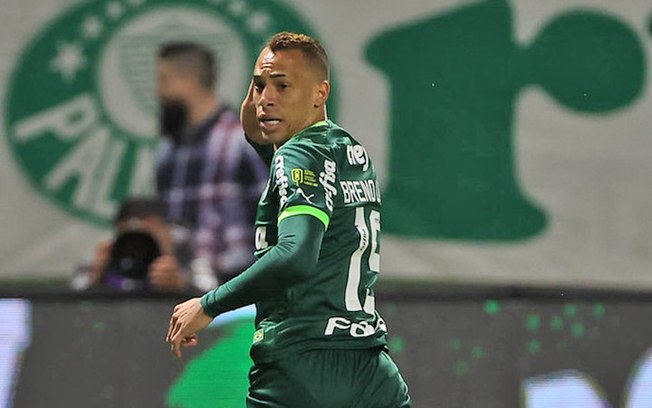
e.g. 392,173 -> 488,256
3,295 -> 652,407
0,0 -> 651,288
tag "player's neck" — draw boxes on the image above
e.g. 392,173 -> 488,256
305,108 -> 328,129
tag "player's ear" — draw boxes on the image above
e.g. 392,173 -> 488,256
313,80 -> 330,108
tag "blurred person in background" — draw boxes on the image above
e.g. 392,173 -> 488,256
156,42 -> 268,289
71,197 -> 195,292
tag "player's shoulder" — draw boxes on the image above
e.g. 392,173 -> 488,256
318,120 -> 356,146
280,121 -> 355,156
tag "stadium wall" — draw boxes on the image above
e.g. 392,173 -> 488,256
2,289 -> 652,407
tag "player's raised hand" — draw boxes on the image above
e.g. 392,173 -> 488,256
240,79 -> 266,144
166,297 -> 213,358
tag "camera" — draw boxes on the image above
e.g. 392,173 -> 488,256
101,231 -> 162,291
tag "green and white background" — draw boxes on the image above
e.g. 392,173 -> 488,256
1,1 -> 652,407
1,0 -> 651,289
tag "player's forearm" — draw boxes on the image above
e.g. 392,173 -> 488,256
200,215 -> 324,317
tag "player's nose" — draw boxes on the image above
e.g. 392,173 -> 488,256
258,86 -> 276,107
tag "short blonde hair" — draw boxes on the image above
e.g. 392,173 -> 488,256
267,32 -> 329,80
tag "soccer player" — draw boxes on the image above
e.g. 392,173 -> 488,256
166,32 -> 412,407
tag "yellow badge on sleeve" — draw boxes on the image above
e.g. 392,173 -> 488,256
291,168 -> 318,187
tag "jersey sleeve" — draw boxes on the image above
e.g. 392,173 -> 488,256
200,214 -> 325,317
271,144 -> 336,229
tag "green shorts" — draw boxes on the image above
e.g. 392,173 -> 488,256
246,347 -> 411,408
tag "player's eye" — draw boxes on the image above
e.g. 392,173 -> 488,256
254,81 -> 264,92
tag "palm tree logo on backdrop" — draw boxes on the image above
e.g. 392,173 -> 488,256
366,0 -> 646,241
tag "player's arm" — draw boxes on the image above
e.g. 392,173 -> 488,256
200,213 -> 325,317
202,143 -> 331,314
166,213 -> 324,358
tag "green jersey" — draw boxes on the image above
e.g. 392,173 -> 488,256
251,120 -> 387,363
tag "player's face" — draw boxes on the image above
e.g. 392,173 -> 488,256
252,48 -> 328,146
